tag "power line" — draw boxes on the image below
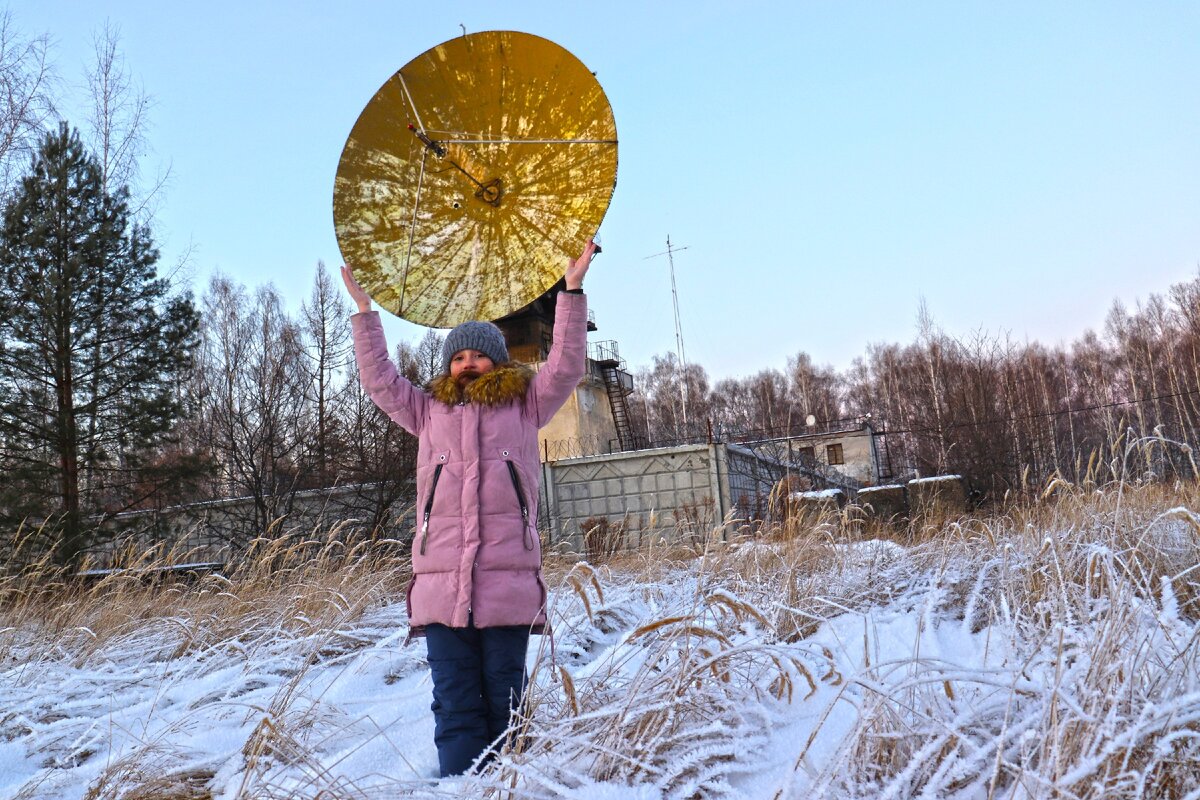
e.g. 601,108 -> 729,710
879,384 -> 1200,437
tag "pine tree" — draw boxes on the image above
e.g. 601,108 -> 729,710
0,123 -> 199,564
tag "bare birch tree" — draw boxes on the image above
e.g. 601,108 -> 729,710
190,276 -> 307,537
0,11 -> 55,194
300,261 -> 350,486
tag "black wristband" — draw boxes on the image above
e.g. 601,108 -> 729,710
564,287 -> 584,294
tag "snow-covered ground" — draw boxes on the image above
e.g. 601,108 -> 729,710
3,500 -> 1199,798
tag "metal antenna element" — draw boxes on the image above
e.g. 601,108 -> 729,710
643,236 -> 691,427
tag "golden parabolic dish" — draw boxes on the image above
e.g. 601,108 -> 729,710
333,30 -> 618,327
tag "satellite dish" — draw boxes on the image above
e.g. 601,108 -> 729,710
806,414 -> 817,427
333,31 -> 619,327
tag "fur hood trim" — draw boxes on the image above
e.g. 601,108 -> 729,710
429,363 -> 534,406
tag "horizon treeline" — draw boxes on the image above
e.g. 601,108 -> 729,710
5,251 -> 1200,556
633,276 -> 1200,495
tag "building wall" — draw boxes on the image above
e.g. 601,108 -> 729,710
536,371 -> 619,461
81,483 -> 411,568
547,444 -> 719,549
837,430 -> 877,484
83,443 -> 910,567
545,443 -> 779,552
782,427 -> 877,485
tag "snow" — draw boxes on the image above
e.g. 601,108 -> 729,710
791,489 -> 845,500
857,484 -> 905,494
3,522 -> 1198,798
909,475 -> 963,484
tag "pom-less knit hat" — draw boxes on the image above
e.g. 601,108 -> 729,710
441,320 -> 509,372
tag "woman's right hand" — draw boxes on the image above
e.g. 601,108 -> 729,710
341,265 -> 372,313
565,238 -> 598,290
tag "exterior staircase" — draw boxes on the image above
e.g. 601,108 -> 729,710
588,340 -> 636,451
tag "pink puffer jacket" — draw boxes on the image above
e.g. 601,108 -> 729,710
351,291 -> 587,630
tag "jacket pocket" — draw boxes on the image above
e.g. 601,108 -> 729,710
503,457 -> 535,552
419,462 -> 444,555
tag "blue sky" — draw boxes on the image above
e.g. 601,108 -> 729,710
12,1 -> 1200,379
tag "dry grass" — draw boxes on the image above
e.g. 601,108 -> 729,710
778,479 -> 1199,798
503,560 -> 828,798
0,522 -> 410,666
3,452 -> 1200,798
0,524 -> 413,800
513,464 -> 1200,797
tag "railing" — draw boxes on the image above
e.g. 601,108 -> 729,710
587,339 -> 625,369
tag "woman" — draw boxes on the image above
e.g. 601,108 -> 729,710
341,240 -> 596,777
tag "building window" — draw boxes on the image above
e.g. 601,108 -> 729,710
797,446 -> 815,462
826,443 -> 844,465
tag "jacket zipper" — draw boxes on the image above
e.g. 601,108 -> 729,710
506,461 -> 534,551
419,463 -> 444,555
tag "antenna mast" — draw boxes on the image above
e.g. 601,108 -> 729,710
666,236 -> 688,380
646,236 -> 690,428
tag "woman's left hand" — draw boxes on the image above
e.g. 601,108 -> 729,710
565,239 -> 598,290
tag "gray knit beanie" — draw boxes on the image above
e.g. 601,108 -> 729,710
441,321 -> 509,372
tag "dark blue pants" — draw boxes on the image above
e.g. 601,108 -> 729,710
425,621 -> 530,777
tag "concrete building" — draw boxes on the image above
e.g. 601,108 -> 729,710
739,420 -> 884,486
